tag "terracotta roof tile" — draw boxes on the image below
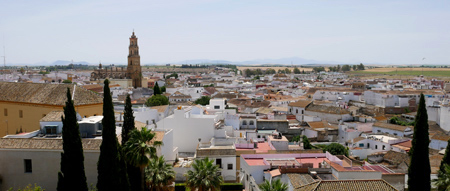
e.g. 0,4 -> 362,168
373,122 -> 410,132
0,138 -> 101,150
40,111 -> 64,122
288,100 -> 312,108
295,179 -> 398,191
0,82 -> 103,106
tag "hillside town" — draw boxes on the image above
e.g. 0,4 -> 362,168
0,32 -> 448,191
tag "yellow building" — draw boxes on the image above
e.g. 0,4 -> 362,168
0,82 -> 103,136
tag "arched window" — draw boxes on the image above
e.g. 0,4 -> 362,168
242,120 -> 247,125
249,121 -> 254,125
375,145 -> 378,149
296,109 -> 298,114
382,145 -> 386,150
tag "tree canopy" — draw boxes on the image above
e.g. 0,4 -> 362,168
408,93 -> 431,191
194,96 -> 211,106
62,79 -> 72,84
153,82 -> 161,95
145,95 -> 169,107
97,79 -> 130,191
323,143 -> 348,156
185,157 -> 223,191
57,88 -> 88,191
259,179 -> 288,191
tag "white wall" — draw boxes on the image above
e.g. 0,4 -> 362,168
372,126 -> 412,137
156,109 -> 217,152
0,149 -> 99,191
430,139 -> 448,150
440,106 -> 450,131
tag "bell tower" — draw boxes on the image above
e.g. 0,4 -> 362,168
127,31 -> 142,88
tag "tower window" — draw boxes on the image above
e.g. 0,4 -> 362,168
19,110 -> 23,118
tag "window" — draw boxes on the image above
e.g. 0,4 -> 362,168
296,109 -> 298,114
359,143 -> 364,147
367,143 -> 370,148
216,158 -> 222,169
228,163 -> 233,170
242,120 -> 247,125
4,108 -> 7,116
382,145 -> 386,150
19,110 -> 23,118
45,126 -> 57,134
24,159 -> 32,173
375,145 -> 378,149
214,105 -> 220,109
249,121 -> 254,125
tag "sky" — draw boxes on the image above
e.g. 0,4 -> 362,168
1,0 -> 449,65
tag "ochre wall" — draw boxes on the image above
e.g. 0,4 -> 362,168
0,101 -> 102,137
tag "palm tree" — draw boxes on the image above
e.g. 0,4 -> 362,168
434,164 -> 450,190
124,128 -> 162,191
185,157 -> 223,191
259,179 -> 288,191
145,156 -> 175,191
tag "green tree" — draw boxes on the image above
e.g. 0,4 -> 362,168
292,135 -> 300,142
185,157 -> 223,191
145,156 -> 175,191
434,164 -> 450,191
284,68 -> 291,74
8,184 -> 45,191
145,95 -> 169,107
57,88 -> 88,191
259,179 -> 288,191
323,143 -> 348,156
341,65 -> 351,72
62,79 -> 72,84
352,65 -> 357,71
408,93 -> 431,191
293,67 -> 301,74
313,67 -> 325,73
358,63 -> 365,70
439,138 -> 450,191
265,68 -> 276,74
153,82 -> 161,95
121,95 -> 141,191
302,135 -> 312,149
337,65 -> 341,72
195,96 -> 211,106
160,86 -> 166,93
97,79 -> 130,191
124,128 -> 162,191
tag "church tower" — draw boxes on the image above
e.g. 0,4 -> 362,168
127,31 -> 142,88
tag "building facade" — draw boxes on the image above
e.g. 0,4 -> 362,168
90,31 -> 142,88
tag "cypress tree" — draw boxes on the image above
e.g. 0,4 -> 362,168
121,94 -> 141,191
153,82 -> 161,95
408,93 -> 431,191
97,79 -> 130,191
57,87 -> 88,191
122,94 -> 135,145
438,138 -> 450,190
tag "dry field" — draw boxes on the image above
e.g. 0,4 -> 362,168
363,67 -> 450,72
237,66 -> 315,71
351,67 -> 450,79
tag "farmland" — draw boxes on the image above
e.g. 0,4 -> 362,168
237,66 -> 314,71
351,67 -> 450,77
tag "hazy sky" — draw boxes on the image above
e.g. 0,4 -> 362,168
1,0 -> 449,65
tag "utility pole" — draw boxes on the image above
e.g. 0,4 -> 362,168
1,46 -> 5,81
